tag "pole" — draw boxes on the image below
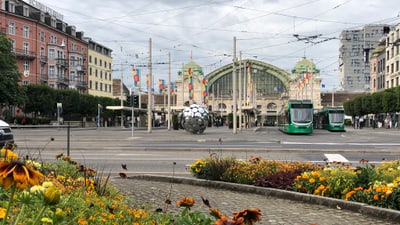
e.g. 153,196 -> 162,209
130,88 -> 134,137
148,38 -> 152,133
332,87 -> 335,107
168,52 -> 171,131
181,63 -> 184,106
238,51 -> 242,131
97,104 -> 101,128
233,36 -> 237,134
120,64 -> 124,128
67,122 -> 70,156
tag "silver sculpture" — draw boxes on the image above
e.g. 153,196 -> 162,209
180,104 -> 209,134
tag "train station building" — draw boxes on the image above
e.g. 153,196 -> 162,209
173,57 -> 323,127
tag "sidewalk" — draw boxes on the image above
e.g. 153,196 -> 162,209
111,175 -> 400,225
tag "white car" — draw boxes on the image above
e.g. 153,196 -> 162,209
0,120 -> 14,147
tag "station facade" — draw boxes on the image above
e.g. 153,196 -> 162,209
173,58 -> 322,127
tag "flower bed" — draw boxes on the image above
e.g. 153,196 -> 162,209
0,142 -> 262,225
190,155 -> 400,210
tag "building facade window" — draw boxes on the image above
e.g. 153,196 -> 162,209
23,6 -> 29,17
10,39 -> 15,52
8,22 -> 15,35
23,61 -> 29,71
40,31 -> 45,42
8,2 -> 15,13
23,43 -> 29,54
49,66 -> 55,78
49,49 -> 55,60
23,26 -> 29,38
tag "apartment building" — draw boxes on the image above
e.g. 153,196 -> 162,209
385,23 -> 400,89
369,39 -> 386,93
86,39 -> 113,98
0,0 -> 88,93
339,25 -> 390,92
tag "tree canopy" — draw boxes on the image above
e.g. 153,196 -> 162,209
0,35 -> 21,105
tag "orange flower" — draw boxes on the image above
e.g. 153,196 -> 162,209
209,208 -> 224,219
373,195 -> 379,201
176,196 -> 195,207
0,160 -> 44,190
232,208 -> 262,225
214,215 -> 245,225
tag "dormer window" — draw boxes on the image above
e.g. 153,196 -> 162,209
40,13 -> 45,23
23,6 -> 29,17
51,17 -> 57,27
8,2 -> 15,13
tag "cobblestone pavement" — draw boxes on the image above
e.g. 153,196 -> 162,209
110,176 -> 400,225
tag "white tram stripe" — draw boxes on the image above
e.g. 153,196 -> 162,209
324,154 -> 349,162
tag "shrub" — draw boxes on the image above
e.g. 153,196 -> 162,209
254,169 -> 305,190
221,160 -> 282,184
190,156 -> 237,180
353,165 -> 377,189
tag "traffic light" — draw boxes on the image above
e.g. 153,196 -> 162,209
133,95 -> 139,108
127,95 -> 132,106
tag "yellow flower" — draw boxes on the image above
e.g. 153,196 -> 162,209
0,160 -> 44,190
44,186 -> 61,205
301,173 -> 309,179
0,207 -> 6,219
41,217 -> 53,224
30,185 -> 45,193
311,171 -> 320,177
42,181 -> 54,188
309,178 -> 315,184
0,148 -> 18,161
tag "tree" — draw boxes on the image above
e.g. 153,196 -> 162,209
23,85 -> 56,117
382,89 -> 396,113
0,35 -> 21,105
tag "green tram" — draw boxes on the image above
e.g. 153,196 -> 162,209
314,107 -> 345,132
278,100 -> 314,134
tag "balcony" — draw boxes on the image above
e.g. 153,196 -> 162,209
40,73 -> 48,83
13,48 -> 36,60
40,55 -> 48,63
57,76 -> 69,85
56,58 -> 68,67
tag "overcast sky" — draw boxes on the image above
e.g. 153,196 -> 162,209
34,0 -> 400,91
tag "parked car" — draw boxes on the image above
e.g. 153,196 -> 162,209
0,120 -> 14,147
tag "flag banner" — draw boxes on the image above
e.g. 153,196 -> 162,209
170,83 -> 175,96
133,68 -> 140,88
202,78 -> 208,105
146,74 -> 149,88
246,63 -> 252,106
159,79 -> 165,95
188,68 -> 193,100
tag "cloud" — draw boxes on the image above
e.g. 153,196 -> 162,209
36,0 -> 400,90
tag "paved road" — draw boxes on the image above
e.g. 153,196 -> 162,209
12,126 -> 400,176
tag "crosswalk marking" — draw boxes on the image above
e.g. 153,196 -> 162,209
324,154 -> 349,162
